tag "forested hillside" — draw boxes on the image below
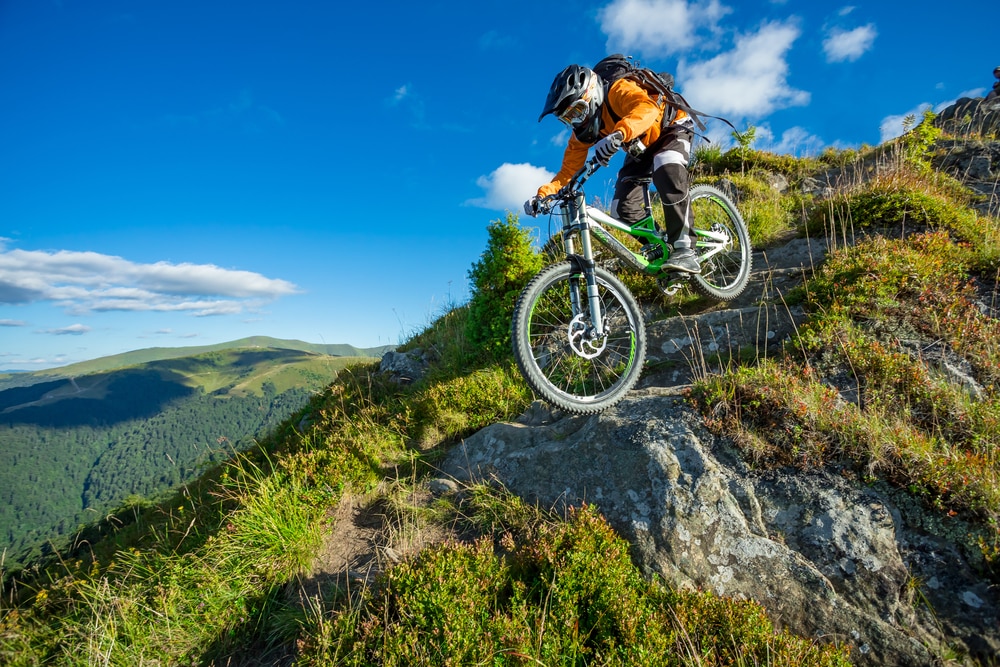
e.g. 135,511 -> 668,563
0,347 -> 371,574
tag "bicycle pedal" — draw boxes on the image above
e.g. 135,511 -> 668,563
658,272 -> 689,296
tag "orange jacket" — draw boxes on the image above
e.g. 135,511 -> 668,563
537,78 -> 687,198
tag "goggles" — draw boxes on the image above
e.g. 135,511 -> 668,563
557,98 -> 591,127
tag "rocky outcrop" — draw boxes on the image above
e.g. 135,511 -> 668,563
934,96 -> 1000,138
929,96 -> 1000,217
379,348 -> 429,384
439,392 -> 1000,666
931,137 -> 1000,217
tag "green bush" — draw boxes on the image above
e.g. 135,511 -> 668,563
807,183 -> 986,248
309,500 -> 850,666
465,214 -> 544,360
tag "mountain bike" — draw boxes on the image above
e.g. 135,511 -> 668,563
512,150 -> 752,414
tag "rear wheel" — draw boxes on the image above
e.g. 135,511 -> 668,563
512,262 -> 646,414
688,184 -> 752,301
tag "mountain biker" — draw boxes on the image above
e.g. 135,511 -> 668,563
523,63 -> 700,274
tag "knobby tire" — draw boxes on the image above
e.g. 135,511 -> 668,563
688,184 -> 753,301
511,262 -> 646,414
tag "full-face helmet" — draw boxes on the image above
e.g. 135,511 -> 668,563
538,64 -> 605,130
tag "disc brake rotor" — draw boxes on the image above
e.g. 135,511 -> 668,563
567,314 -> 606,359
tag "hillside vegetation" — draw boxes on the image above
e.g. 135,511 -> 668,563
2,116 -> 999,665
1,346 -> 371,577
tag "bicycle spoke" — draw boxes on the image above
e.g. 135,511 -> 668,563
514,263 -> 645,412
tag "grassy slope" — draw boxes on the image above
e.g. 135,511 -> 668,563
2,127 -> 998,665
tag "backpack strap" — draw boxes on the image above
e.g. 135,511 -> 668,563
603,78 -> 738,148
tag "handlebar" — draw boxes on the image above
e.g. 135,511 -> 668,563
536,138 -> 646,215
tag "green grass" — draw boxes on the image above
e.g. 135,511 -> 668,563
0,359 -> 393,665
0,250 -> 848,665
694,171 -> 809,249
295,488 -> 851,666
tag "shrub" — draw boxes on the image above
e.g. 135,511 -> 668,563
465,214 -> 544,360
805,182 -> 994,265
309,498 -> 850,666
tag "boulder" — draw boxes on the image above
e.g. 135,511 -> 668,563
440,392 -> 1000,666
379,348 -> 428,384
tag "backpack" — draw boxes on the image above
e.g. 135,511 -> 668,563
592,54 -> 728,135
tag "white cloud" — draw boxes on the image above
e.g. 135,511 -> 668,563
951,88 -> 987,103
386,83 -> 427,128
41,324 -> 91,336
0,243 -> 299,316
466,163 -> 556,211
678,20 -> 809,118
756,125 -> 826,155
390,85 -> 409,105
1,319 -> 27,327
599,0 -> 731,56
879,90 -> 987,143
879,103 -> 932,142
1,355 -> 70,368
823,24 -> 877,63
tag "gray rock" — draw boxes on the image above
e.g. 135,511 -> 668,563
800,176 -> 835,198
440,392 -> 1000,665
379,348 -> 428,384
767,171 -> 790,193
427,477 -> 458,495
934,96 -> 1000,138
931,136 -> 1000,217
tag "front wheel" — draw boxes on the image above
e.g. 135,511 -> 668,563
512,262 -> 646,414
689,184 -> 753,301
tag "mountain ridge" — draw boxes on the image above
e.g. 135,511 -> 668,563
0,335 -> 394,390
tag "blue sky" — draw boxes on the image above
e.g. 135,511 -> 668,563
1,0 -> 995,371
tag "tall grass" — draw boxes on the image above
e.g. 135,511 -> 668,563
0,363 -> 392,665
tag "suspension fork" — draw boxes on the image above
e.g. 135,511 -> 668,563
562,197 -> 605,338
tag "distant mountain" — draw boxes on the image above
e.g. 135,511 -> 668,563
0,336 -> 394,391
0,343 -> 383,574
